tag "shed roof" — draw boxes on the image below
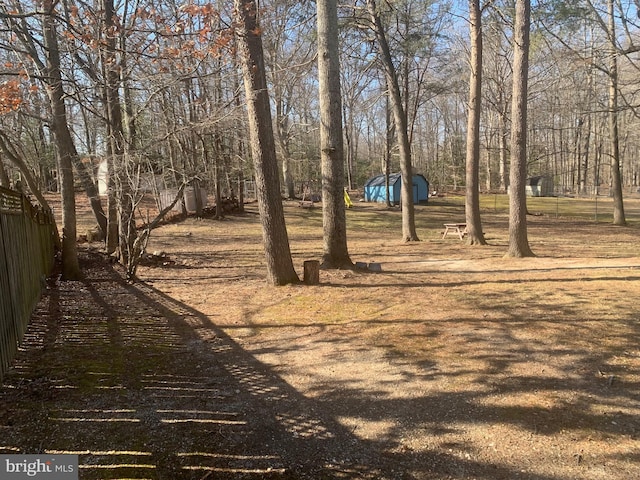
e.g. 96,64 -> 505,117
365,172 -> 402,187
526,175 -> 552,186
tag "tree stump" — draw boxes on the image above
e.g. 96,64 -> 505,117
303,260 -> 320,285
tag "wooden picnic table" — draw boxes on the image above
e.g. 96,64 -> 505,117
442,223 -> 467,240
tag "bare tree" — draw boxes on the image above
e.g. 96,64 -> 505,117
0,133 -> 54,215
366,0 -> 419,242
482,11 -> 512,193
506,0 -> 534,258
1,1 -> 108,271
100,0 -> 139,263
263,0 -> 315,200
41,0 -> 81,278
317,0 -> 353,268
606,0 -> 626,225
465,0 -> 487,246
234,0 -> 299,285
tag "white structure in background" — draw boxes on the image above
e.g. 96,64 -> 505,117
525,175 -> 554,197
97,160 -> 109,196
97,160 -> 162,196
158,186 -> 208,213
97,160 -> 207,213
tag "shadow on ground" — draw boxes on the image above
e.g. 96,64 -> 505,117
1,252 -> 408,479
2,250 -> 638,480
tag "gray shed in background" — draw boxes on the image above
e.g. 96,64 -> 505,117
526,175 -> 554,197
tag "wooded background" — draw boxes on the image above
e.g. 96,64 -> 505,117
1,1 -> 638,197
0,1 -> 639,280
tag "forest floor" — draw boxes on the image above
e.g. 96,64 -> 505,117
1,194 -> 639,479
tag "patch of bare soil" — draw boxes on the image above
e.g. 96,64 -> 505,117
2,200 -> 640,480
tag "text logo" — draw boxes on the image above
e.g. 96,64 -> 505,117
0,455 -> 78,479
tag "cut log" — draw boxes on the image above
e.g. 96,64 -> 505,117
303,260 -> 320,285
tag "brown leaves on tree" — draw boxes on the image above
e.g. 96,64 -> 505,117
0,80 -> 23,115
60,2 -> 234,73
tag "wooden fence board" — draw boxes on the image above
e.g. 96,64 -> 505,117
0,187 -> 55,380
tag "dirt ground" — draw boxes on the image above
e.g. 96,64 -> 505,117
1,197 -> 639,479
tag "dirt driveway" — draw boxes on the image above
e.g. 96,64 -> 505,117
2,200 -> 639,479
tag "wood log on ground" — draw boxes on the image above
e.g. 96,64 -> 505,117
303,260 -> 320,285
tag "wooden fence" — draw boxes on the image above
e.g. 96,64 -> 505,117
0,186 -> 56,380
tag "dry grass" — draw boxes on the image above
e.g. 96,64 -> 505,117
136,196 -> 640,479
2,193 -> 639,479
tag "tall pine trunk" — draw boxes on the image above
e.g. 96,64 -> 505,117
317,0 -> 352,268
367,0 -> 419,242
465,0 -> 487,246
42,0 -> 80,279
506,0 -> 534,258
607,0 -> 626,225
235,0 -> 299,285
275,97 -> 296,199
498,104 -> 508,192
103,0 -> 136,264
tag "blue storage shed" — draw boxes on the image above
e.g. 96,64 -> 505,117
364,173 -> 429,205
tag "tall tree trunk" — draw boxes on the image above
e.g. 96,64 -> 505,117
275,98 -> 296,199
580,115 -> 591,195
103,47 -> 119,255
0,154 -> 9,187
594,136 -> 603,196
367,0 -> 419,242
607,0 -> 626,225
506,0 -> 534,258
573,118 -> 582,192
103,0 -> 136,263
121,56 -> 137,149
317,0 -> 352,268
212,132 -> 225,220
234,0 -> 299,286
281,149 -> 295,199
384,94 -> 393,208
485,141 -> 492,192
498,103 -> 508,192
113,46 -> 138,254
343,105 -> 355,191
38,0 -> 107,234
72,157 -> 107,236
42,0 -> 81,279
465,0 -> 487,245
234,70 -> 246,214
484,115 -> 494,191
106,158 -> 119,254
